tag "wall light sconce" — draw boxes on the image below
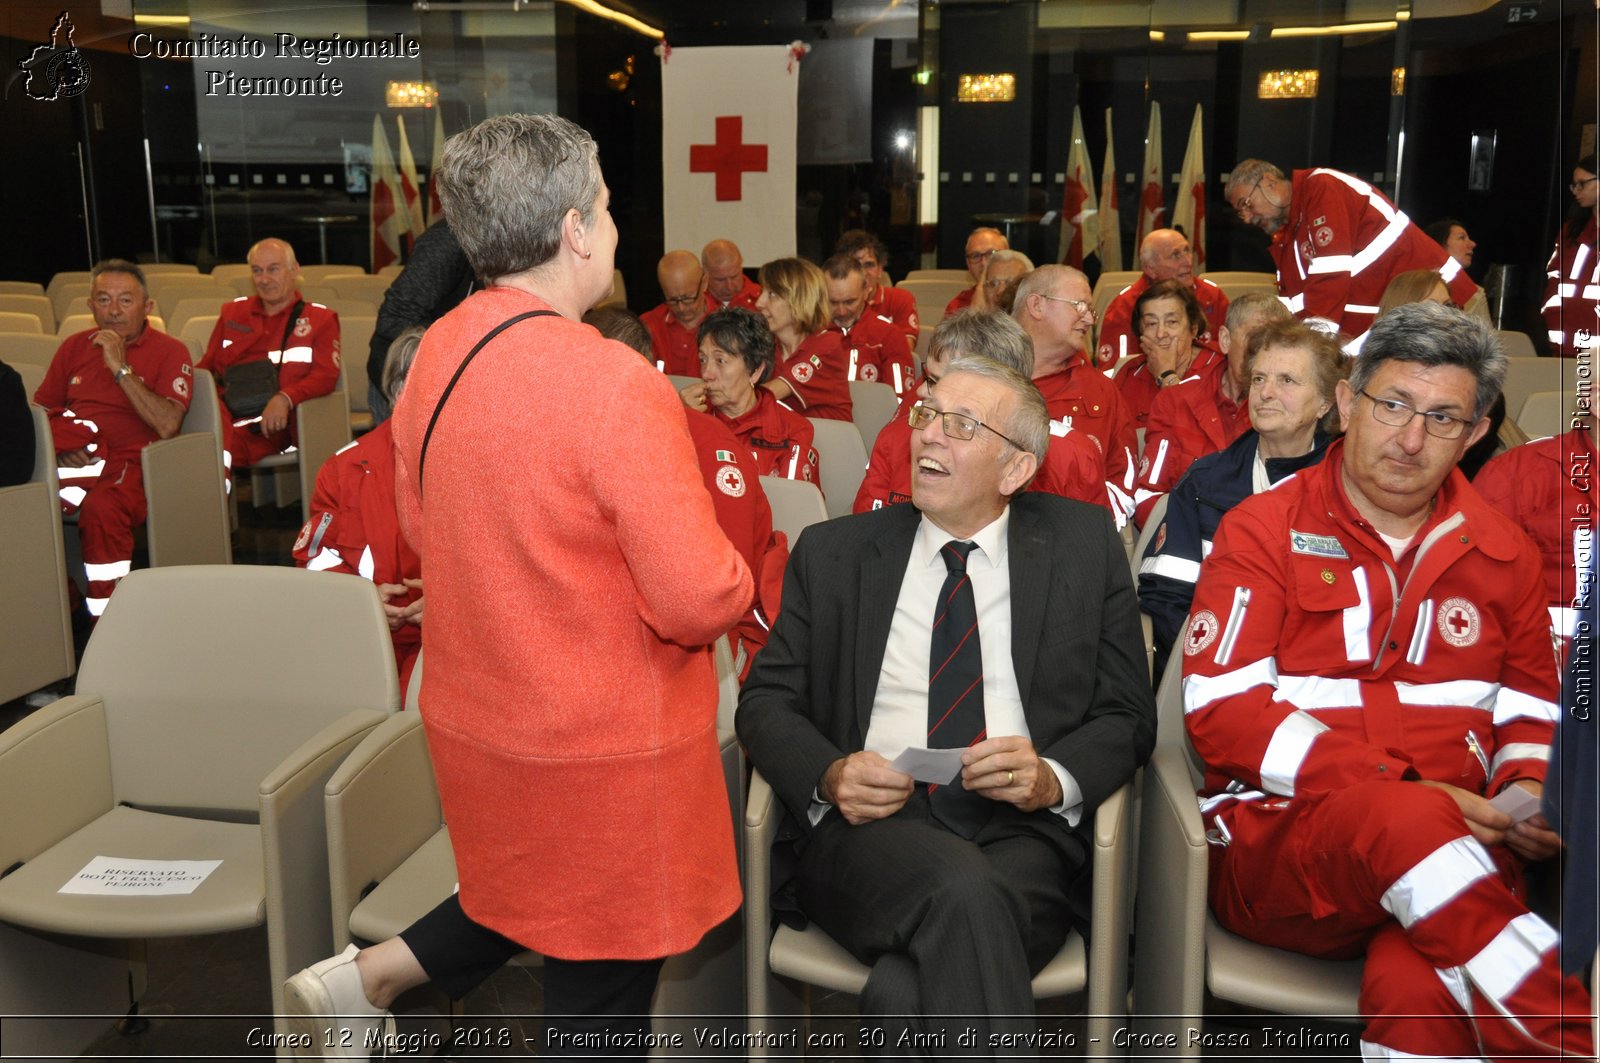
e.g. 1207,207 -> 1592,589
957,73 -> 1016,103
387,81 -> 440,108
1257,69 -> 1319,99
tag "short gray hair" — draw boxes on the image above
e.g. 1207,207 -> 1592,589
1225,158 -> 1283,197
932,310 -> 1035,377
940,355 -> 1049,467
438,113 -> 602,281
1348,302 -> 1506,420
985,249 -> 1035,272
382,325 -> 426,404
1225,290 -> 1291,334
1010,264 -> 1087,322
91,258 -> 148,300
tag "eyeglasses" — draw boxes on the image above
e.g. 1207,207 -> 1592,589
1232,176 -> 1265,217
909,401 -> 1024,449
1358,389 -> 1474,440
965,249 -> 997,263
663,293 -> 703,307
1571,176 -> 1598,192
1039,294 -> 1093,317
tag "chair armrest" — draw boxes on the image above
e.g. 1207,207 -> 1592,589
0,695 -> 113,872
323,712 -> 444,952
1130,745 -> 1211,1042
1085,779 -> 1132,1044
743,770 -> 779,1020
259,708 -> 390,1030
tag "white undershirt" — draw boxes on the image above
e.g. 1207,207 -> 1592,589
860,508 -> 1082,825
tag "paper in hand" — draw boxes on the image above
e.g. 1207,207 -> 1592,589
888,746 -> 965,786
1489,785 -> 1543,824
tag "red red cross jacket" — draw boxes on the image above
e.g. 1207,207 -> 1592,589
1541,214 -> 1599,358
1182,441 -> 1557,818
1096,275 -> 1229,367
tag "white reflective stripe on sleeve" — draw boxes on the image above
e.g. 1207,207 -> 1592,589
1380,836 -> 1496,928
1259,710 -> 1330,795
1439,257 -> 1462,282
1541,292 -> 1562,312
59,459 -> 105,481
1406,598 -> 1434,666
1139,553 -> 1201,583
1586,284 -> 1600,301
1549,330 -> 1566,344
891,363 -> 904,394
1573,244 -> 1593,282
1121,445 -> 1137,489
847,349 -> 859,381
1343,303 -> 1380,315
1550,606 -> 1576,638
1272,674 -> 1364,710
1282,292 -> 1305,313
1462,912 -> 1558,1006
1343,566 -> 1372,663
1358,1040 -> 1476,1061
1106,481 -> 1134,526
357,545 -> 375,581
1490,743 -> 1550,775
281,345 -> 315,364
1183,656 -> 1279,715
86,595 -> 111,617
1394,679 -> 1500,710
1494,687 -> 1560,726
306,548 -> 344,572
1307,254 -> 1354,276
268,349 -> 282,364
787,445 -> 800,479
84,559 -> 133,582
1147,437 -> 1170,486
59,486 -> 87,507
1214,585 -> 1251,666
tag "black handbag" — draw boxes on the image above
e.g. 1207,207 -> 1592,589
222,299 -> 303,420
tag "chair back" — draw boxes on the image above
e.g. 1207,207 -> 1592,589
166,296 -> 230,338
49,283 -> 92,327
326,276 -> 390,305
0,281 -> 46,297
13,361 -> 45,396
1131,492 -> 1169,580
209,263 -> 252,285
138,263 -> 200,275
0,406 -> 74,703
0,312 -> 41,334
1516,390 -> 1574,439
1501,356 -> 1565,419
46,271 -> 92,302
77,566 -> 399,815
147,278 -> 228,317
898,278 -> 966,328
0,294 -> 55,332
141,370 -> 230,567
296,265 -> 368,282
1494,330 -> 1537,359
902,268 -> 970,283
807,417 -> 868,519
177,315 -> 219,362
338,316 -> 377,414
2,333 -> 61,369
848,380 -> 899,449
761,476 -> 829,543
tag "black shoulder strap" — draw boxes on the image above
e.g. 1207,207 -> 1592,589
418,310 -> 555,496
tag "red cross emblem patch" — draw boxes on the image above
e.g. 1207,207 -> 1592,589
1436,597 -> 1481,648
1184,609 -> 1219,657
714,465 -> 745,498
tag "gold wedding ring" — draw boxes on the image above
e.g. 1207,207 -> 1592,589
1006,770 -> 1015,786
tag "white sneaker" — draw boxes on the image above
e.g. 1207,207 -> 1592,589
284,944 -> 395,1059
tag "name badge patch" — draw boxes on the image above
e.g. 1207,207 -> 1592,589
1290,530 -> 1348,558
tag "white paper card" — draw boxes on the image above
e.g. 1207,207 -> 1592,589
59,856 -> 223,896
889,747 -> 965,786
1489,786 -> 1543,824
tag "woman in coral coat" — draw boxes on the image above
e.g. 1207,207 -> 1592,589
286,114 -> 752,1059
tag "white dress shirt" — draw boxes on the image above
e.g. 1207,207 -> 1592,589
857,507 -> 1083,825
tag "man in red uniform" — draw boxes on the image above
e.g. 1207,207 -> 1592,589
1096,229 -> 1229,367
1183,302 -> 1591,1060
641,249 -> 711,376
822,254 -> 915,395
1226,159 -> 1480,349
835,229 -> 919,346
701,238 -> 762,311
199,237 -> 341,472
34,259 -> 192,616
944,227 -> 1009,318
1013,265 -> 1138,523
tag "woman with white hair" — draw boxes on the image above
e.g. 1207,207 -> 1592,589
286,113 -> 751,1059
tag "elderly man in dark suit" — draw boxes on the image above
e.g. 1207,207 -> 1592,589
737,355 -> 1155,1049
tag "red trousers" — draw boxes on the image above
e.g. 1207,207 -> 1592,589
58,453 -> 145,616
1208,781 -> 1592,1060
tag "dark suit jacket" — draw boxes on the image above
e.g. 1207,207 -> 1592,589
737,493 -> 1156,845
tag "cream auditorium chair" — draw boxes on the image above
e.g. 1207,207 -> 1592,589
139,368 -> 231,568
806,417 -> 868,520
246,391 -> 352,522
848,379 -> 899,450
759,476 -> 829,543
0,405 -> 75,706
0,565 -> 400,1058
0,293 -> 55,332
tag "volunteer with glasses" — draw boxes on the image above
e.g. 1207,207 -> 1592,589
943,226 -> 1010,317
1541,152 -> 1598,358
971,248 -> 1034,313
1182,301 -> 1590,1060
641,249 -> 711,375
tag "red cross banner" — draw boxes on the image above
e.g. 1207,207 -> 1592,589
1134,101 -> 1165,250
427,109 -> 446,227
395,115 -> 427,242
661,45 -> 799,263
1170,104 -> 1207,271
370,115 -> 412,272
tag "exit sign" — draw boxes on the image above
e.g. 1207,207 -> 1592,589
1506,5 -> 1540,23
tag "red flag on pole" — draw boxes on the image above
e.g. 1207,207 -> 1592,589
1134,102 -> 1165,250
1171,105 -> 1207,270
395,115 -> 426,243
1098,108 -> 1123,271
1057,105 -> 1100,267
427,109 -> 446,227
370,115 -> 410,272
